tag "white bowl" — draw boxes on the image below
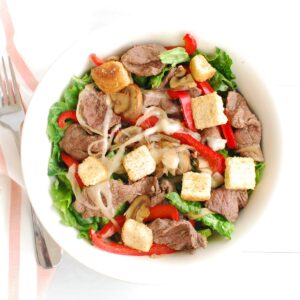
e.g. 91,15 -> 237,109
21,21 -> 282,283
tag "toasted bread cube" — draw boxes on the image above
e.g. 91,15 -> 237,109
191,92 -> 227,129
91,61 -> 131,94
121,219 -> 153,252
190,54 -> 216,82
225,157 -> 256,190
181,172 -> 211,201
123,145 -> 156,181
78,156 -> 107,186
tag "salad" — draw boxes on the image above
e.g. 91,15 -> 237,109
48,33 -> 265,256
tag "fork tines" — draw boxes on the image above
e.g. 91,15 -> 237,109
0,57 -> 23,114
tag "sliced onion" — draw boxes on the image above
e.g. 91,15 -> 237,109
206,137 -> 227,151
211,172 -> 224,188
87,139 -> 104,158
67,165 -> 99,210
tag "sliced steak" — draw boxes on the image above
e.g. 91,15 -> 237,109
73,176 -> 164,218
77,84 -> 121,134
148,219 -> 207,250
59,124 -> 103,161
158,67 -> 177,89
234,125 -> 264,161
226,91 -> 260,128
205,188 -> 248,222
225,91 -> 264,161
143,90 -> 181,117
121,44 -> 166,76
201,127 -> 222,144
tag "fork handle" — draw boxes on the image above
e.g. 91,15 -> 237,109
30,205 -> 62,268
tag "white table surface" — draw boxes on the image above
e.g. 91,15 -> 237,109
3,0 -> 300,299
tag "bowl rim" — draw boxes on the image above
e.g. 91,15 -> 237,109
21,20 -> 282,283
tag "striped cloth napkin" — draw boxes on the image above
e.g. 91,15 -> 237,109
0,1 -> 55,299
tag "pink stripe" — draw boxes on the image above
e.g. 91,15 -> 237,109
0,145 -> 7,174
37,266 -> 56,300
8,180 -> 22,300
0,0 -> 38,94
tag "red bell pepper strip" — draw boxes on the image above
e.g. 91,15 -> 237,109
61,152 -> 84,188
165,45 -> 179,50
57,111 -> 78,129
89,53 -> 103,66
144,204 -> 180,222
139,116 -> 159,130
183,33 -> 197,55
99,215 -> 126,238
90,231 -> 175,256
196,81 -> 214,95
171,132 -> 225,174
90,215 -> 175,255
167,90 -> 197,132
220,121 -> 236,149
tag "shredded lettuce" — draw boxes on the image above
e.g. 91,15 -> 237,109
159,47 -> 190,66
165,192 -> 235,239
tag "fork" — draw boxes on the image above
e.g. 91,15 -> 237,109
0,56 -> 62,269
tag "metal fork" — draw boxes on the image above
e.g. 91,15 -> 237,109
0,56 -> 62,269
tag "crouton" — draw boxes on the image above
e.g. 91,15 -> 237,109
121,219 -> 153,252
191,92 -> 227,129
78,156 -> 107,186
123,145 -> 156,181
91,61 -> 131,94
181,172 -> 211,201
190,54 -> 216,82
224,157 -> 256,190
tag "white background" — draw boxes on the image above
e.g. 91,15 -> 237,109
3,0 -> 300,299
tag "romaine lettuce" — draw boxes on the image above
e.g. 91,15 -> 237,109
165,192 -> 235,239
160,47 -> 190,66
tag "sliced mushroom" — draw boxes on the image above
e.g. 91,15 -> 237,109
177,149 -> 192,175
110,92 -> 130,114
174,65 -> 187,78
114,126 -> 142,145
125,195 -> 150,222
170,74 -> 197,89
122,84 -> 143,120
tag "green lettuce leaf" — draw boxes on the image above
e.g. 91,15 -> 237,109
198,228 -> 212,238
193,48 -> 237,91
132,74 -> 151,89
47,73 -> 92,176
165,192 -> 234,239
209,71 -> 237,91
199,214 -> 234,239
132,65 -> 172,89
255,162 -> 265,185
160,47 -> 190,66
165,192 -> 203,215
150,66 -> 172,88
206,48 -> 235,81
